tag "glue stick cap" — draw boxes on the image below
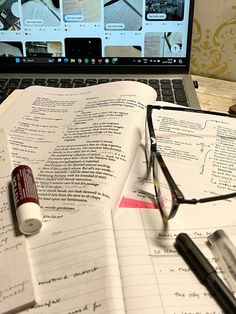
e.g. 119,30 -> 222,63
11,165 -> 42,235
16,202 -> 42,235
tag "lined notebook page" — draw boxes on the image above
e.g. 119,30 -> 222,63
0,130 -> 35,314
24,209 -> 125,313
113,205 -> 236,314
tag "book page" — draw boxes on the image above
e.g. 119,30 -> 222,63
113,205 -> 236,314
120,105 -> 236,208
0,130 -> 35,314
0,90 -> 23,117
0,81 -> 156,221
21,208 -> 125,313
151,108 -> 236,198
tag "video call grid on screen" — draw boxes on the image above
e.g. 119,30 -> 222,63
0,0 -> 190,60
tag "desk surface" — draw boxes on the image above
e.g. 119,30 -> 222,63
192,75 -> 236,112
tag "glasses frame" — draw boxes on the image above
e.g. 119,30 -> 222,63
146,104 -> 236,221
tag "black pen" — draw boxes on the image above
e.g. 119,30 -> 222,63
175,233 -> 236,314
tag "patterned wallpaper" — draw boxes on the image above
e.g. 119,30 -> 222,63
190,0 -> 236,81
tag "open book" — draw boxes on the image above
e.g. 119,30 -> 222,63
0,81 -> 157,220
0,81 -> 236,313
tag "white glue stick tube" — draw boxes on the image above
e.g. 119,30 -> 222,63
11,165 -> 42,235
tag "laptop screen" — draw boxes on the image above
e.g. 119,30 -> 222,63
0,0 -> 194,73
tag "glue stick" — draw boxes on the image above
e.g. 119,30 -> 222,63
11,165 -> 42,235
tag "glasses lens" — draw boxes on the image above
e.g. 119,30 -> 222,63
153,155 -> 174,219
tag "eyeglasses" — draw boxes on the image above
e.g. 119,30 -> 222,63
145,104 -> 236,222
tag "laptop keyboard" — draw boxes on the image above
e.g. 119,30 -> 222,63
0,77 -> 189,107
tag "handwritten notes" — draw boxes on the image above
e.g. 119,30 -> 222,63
22,209 -> 125,313
152,109 -> 236,198
113,205 -> 236,314
0,130 -> 35,314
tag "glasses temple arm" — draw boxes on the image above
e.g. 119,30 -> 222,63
180,193 -> 236,205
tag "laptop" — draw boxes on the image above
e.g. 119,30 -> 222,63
0,0 -> 200,108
